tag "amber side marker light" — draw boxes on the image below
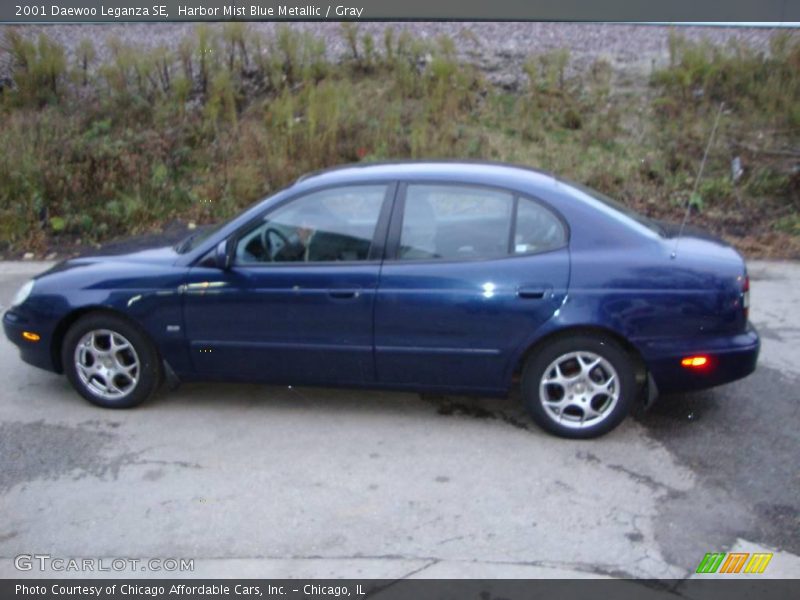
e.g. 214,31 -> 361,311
681,356 -> 709,368
22,331 -> 40,342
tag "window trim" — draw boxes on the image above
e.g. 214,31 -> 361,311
226,181 -> 398,269
508,195 -> 519,255
385,180 -> 569,264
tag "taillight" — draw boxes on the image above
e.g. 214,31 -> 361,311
742,274 -> 750,322
681,355 -> 709,368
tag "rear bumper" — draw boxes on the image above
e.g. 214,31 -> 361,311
641,324 -> 760,394
3,309 -> 57,372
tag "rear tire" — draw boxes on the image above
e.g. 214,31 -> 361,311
521,334 -> 636,439
62,312 -> 162,409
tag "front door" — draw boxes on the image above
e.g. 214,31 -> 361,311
182,183 -> 394,385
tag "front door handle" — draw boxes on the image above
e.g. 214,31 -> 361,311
328,288 -> 360,299
517,286 -> 548,299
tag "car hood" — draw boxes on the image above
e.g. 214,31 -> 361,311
39,244 -> 179,279
76,244 -> 179,263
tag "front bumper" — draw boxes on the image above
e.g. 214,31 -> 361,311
642,323 -> 760,394
3,309 -> 57,372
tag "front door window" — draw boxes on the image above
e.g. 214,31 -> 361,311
235,185 -> 388,264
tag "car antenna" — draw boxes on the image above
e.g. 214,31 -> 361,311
671,101 -> 725,260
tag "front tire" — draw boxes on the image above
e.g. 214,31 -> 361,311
62,313 -> 161,408
521,334 -> 636,439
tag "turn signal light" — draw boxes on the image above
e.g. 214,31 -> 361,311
681,355 -> 709,368
22,331 -> 40,342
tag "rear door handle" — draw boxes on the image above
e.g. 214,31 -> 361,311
517,286 -> 548,299
328,288 -> 360,299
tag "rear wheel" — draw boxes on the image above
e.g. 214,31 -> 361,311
521,334 -> 636,439
62,313 -> 161,408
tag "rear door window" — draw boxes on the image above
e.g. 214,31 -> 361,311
397,184 -> 566,260
399,184 -> 514,260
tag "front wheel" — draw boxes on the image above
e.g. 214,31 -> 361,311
521,334 -> 636,439
62,313 -> 162,408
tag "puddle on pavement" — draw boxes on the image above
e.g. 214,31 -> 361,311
420,394 -> 535,432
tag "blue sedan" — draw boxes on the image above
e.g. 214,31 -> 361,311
3,162 -> 759,438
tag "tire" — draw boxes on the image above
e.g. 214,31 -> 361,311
521,334 -> 636,439
62,312 -> 162,409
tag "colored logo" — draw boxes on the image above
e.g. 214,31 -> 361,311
696,552 -> 773,574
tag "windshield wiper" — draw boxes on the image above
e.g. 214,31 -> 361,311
174,232 -> 199,254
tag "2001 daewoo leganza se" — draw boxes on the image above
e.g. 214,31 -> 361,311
3,162 -> 759,438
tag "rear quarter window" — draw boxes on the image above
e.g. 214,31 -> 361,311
514,197 -> 567,254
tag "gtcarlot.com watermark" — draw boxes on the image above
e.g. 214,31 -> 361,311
14,554 -> 194,573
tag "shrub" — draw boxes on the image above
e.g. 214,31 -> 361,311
0,26 -> 797,256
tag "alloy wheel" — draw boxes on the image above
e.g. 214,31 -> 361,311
538,350 -> 620,429
73,329 -> 140,400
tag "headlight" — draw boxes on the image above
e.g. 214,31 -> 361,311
11,280 -> 34,307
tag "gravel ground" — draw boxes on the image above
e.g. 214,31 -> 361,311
1,22 -> 795,88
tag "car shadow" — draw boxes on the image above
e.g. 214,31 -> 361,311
158,381 -> 535,426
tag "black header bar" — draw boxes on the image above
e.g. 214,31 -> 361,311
2,0 -> 799,24
4,579 -> 800,600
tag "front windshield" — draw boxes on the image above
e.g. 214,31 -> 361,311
562,179 -> 665,236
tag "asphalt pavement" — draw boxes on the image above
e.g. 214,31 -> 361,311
0,260 -> 798,579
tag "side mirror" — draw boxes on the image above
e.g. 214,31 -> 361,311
215,239 -> 234,270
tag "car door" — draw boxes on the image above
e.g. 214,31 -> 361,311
374,182 -> 570,393
182,183 -> 395,385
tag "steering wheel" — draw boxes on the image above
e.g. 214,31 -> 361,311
262,226 -> 292,261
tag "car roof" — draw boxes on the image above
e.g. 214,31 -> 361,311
292,160 -> 558,191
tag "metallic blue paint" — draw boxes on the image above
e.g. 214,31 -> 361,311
3,161 -> 759,401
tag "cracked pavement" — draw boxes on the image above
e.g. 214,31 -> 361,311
0,260 -> 798,579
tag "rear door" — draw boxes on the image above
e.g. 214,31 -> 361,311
373,183 -> 570,393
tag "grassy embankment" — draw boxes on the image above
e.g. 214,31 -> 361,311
0,24 -> 798,256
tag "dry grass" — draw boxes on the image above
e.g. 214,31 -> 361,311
0,25 -> 797,257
